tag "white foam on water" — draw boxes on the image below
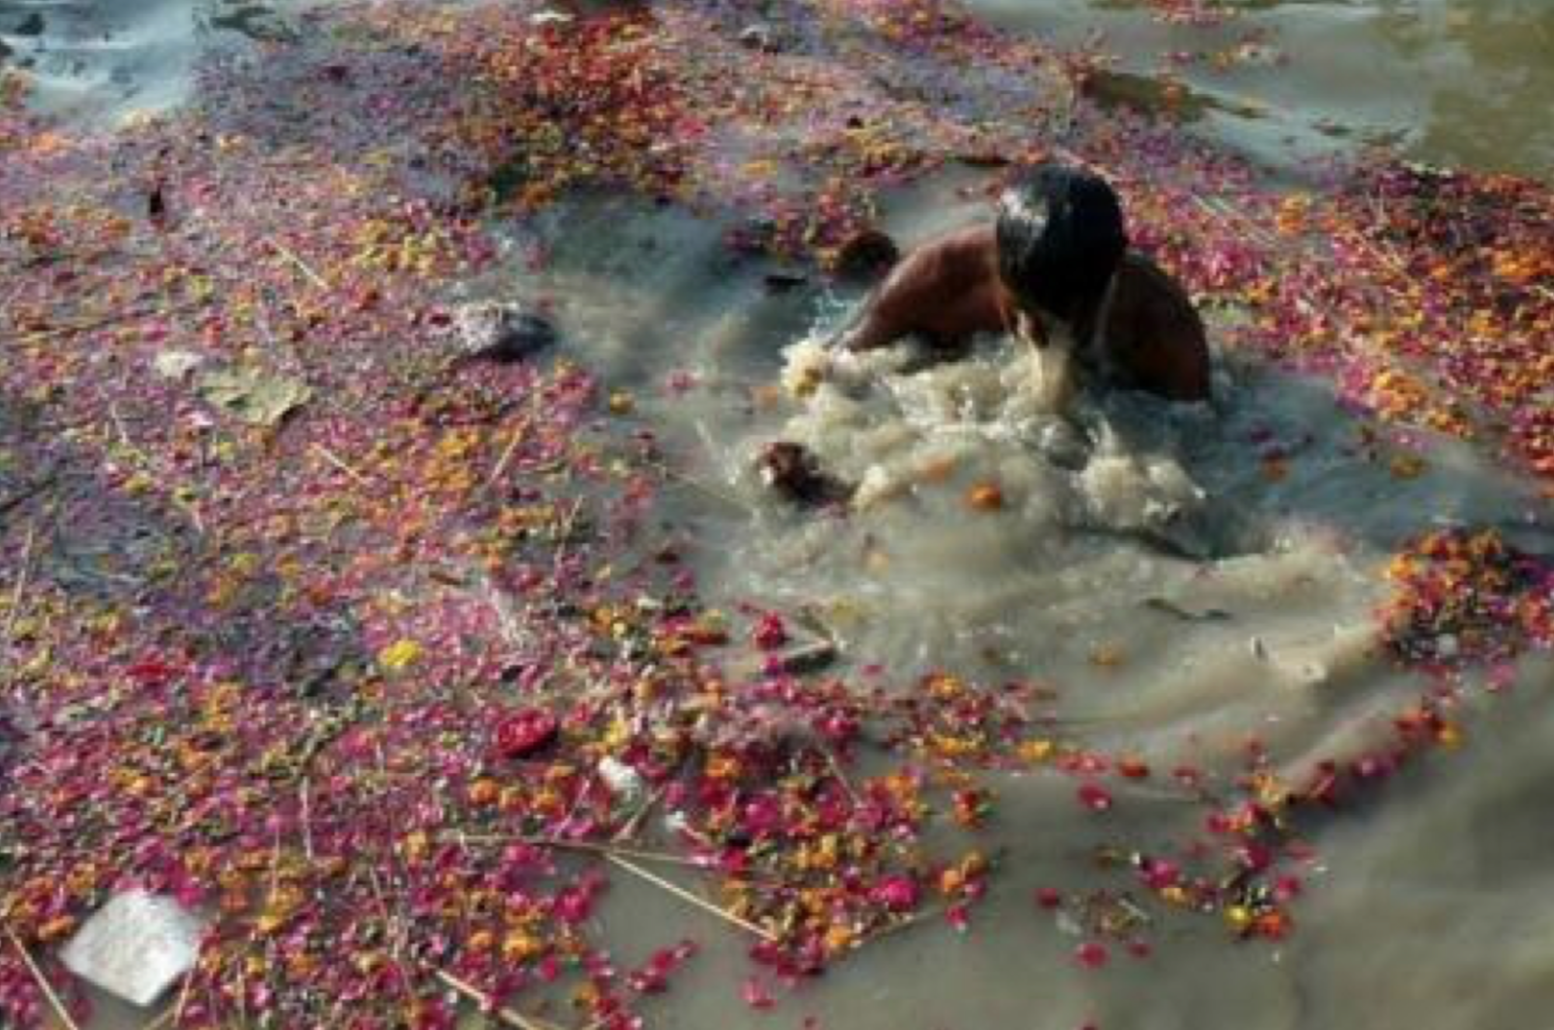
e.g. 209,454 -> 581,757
776,334 -> 1201,536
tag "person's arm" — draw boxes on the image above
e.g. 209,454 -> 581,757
836,295 -> 901,351
837,226 -> 1003,351
835,249 -> 930,351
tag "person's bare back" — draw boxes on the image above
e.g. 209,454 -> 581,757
1070,251 -> 1210,402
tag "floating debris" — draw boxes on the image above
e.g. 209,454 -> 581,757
738,22 -> 779,52
0,0 -> 1551,1026
450,301 -> 558,363
58,891 -> 206,1008
834,228 -> 900,280
759,440 -> 849,506
151,350 -> 204,381
196,367 -> 312,427
1141,597 -> 1233,622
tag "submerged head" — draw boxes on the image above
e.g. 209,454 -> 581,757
995,163 -> 1127,339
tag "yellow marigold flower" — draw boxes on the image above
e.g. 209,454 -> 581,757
377,638 -> 422,671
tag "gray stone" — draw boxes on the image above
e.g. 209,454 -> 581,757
738,23 -> 779,52
452,301 -> 556,363
774,637 -> 836,674
60,891 -> 206,1007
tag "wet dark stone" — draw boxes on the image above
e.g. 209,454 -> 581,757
738,23 -> 779,52
452,301 -> 558,363
758,441 -> 846,506
764,269 -> 808,292
834,228 -> 899,281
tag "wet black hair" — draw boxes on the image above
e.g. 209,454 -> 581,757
995,163 -> 1127,322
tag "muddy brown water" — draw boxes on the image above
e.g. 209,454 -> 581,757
7,1 -> 1554,1028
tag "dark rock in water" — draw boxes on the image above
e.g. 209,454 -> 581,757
739,23 -> 779,52
774,637 -> 837,674
0,704 -> 23,779
14,12 -> 44,36
834,228 -> 899,281
147,182 -> 167,223
955,151 -> 1011,167
209,5 -> 298,43
0,37 -> 12,62
764,269 -> 808,292
452,301 -> 557,363
485,153 -> 533,204
759,441 -> 847,506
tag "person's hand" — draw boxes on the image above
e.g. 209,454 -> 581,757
1012,307 -> 1050,349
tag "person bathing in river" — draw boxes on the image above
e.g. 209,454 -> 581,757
838,162 -> 1211,404
760,163 -> 1210,504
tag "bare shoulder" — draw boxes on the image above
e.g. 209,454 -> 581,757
1117,252 -> 1197,311
1113,252 -> 1205,345
884,224 -> 997,293
1108,252 -> 1211,402
844,224 -> 1000,351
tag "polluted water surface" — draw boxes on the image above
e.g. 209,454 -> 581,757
0,0 -> 309,127
479,178 -> 1554,1026
3,0 -> 1553,1028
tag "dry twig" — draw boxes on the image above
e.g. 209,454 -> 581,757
486,424 -> 529,487
311,443 -> 371,485
3,922 -> 81,1030
454,833 -> 702,868
433,969 -> 567,1030
0,473 -> 56,518
612,781 -> 667,842
12,301 -> 205,343
267,237 -> 331,291
604,854 -> 777,942
3,519 -> 40,651
300,776 -> 316,861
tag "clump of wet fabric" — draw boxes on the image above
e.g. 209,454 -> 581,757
775,334 -> 1208,548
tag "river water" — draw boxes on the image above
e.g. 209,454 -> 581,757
5,0 -> 1548,176
5,1 -> 1552,1029
967,0 -> 1554,182
499,175 -> 1553,1029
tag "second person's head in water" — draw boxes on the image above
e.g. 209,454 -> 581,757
995,163 -> 1128,345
